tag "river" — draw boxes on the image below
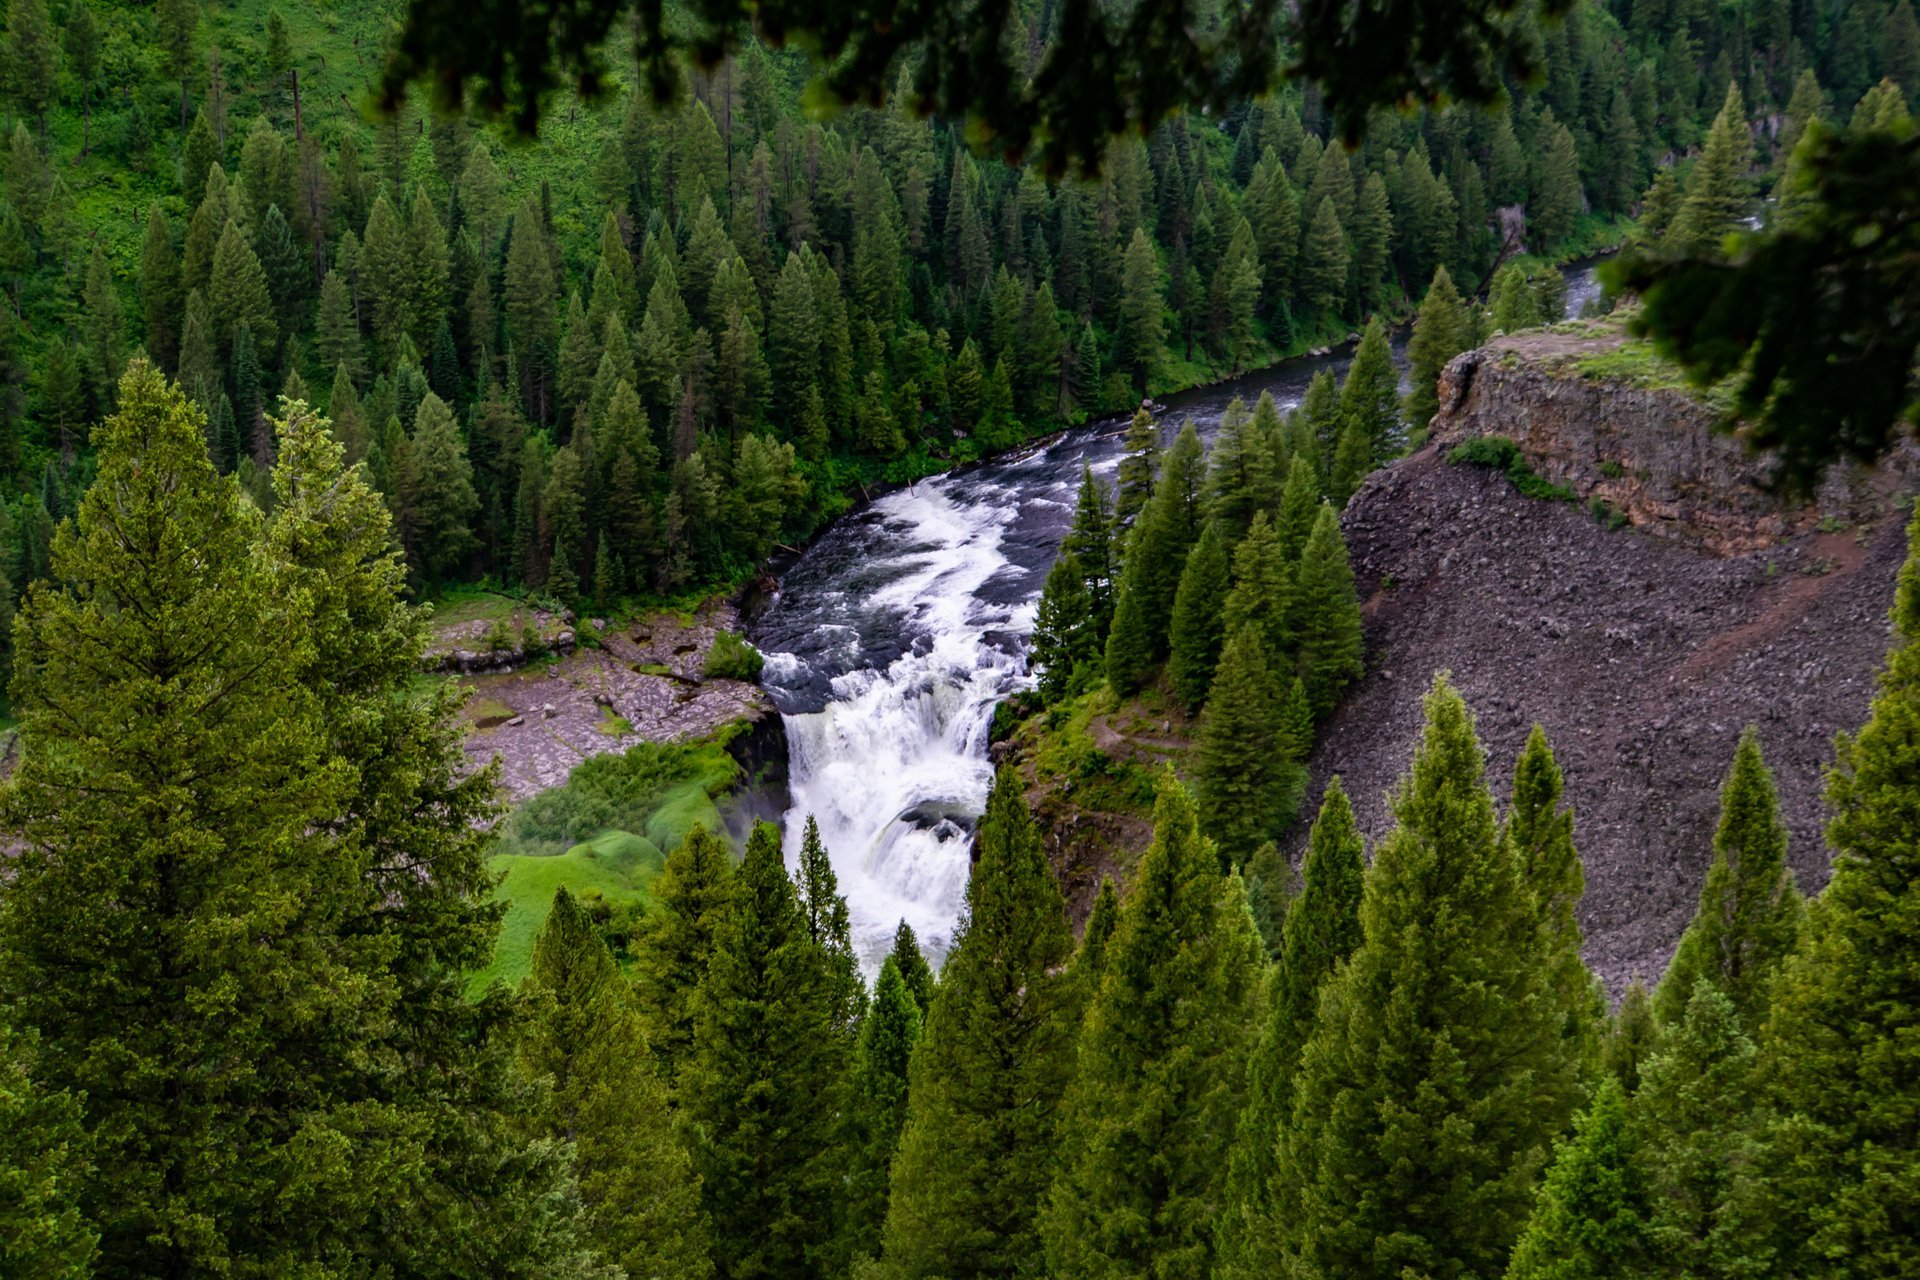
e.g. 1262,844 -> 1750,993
747,264 -> 1603,971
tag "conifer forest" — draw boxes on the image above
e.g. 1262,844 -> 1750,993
2,0 -> 1920,1276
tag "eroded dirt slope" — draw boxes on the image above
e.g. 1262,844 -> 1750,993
1309,450 -> 1908,992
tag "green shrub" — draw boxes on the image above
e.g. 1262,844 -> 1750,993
1446,434 -> 1576,503
704,629 -> 765,681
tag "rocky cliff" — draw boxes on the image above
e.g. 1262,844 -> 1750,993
1306,325 -> 1916,993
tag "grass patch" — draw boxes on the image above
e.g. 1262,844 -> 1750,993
497,731 -> 742,859
467,696 -> 517,729
704,630 -> 766,681
471,830 -> 668,991
1020,689 -> 1162,818
596,710 -> 635,736
1446,436 -> 1578,503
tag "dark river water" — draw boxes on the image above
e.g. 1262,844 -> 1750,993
747,264 -> 1602,969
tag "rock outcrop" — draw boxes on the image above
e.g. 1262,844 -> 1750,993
1431,323 -> 1914,555
1306,331 -> 1917,993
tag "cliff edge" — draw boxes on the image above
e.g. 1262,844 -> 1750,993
1309,321 -> 1915,992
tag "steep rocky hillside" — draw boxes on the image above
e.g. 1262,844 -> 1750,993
1308,324 -> 1917,992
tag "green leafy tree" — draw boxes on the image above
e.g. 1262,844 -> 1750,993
1509,724 -> 1603,1071
1222,510 -> 1288,660
522,888 -> 711,1280
1301,196 -> 1350,316
1653,727 -> 1802,1030
1666,83 -> 1750,255
882,767 -> 1076,1280
397,391 -> 479,584
1528,111 -> 1584,250
888,920 -> 936,1017
1604,980 -> 1657,1095
1273,675 -> 1585,1280
1042,771 -> 1265,1278
1635,981 -> 1756,1278
1033,551 -> 1097,703
1115,407 -> 1160,526
1274,454 -> 1322,562
6,0 -> 57,129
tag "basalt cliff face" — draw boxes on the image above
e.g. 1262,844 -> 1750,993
1305,325 -> 1916,993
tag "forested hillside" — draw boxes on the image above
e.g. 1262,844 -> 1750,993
4,0 -> 1920,1277
1,0 -> 1885,627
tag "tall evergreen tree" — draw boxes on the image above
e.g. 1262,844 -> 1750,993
1114,407 -> 1160,526
1729,508 -> 1920,1279
1653,727 -> 1802,1030
1289,503 -> 1364,719
1115,227 -> 1166,394
0,1019 -> 95,1278
522,888 -> 711,1280
631,825 -> 739,1088
841,955 -> 923,1267
1666,83 -> 1750,254
683,822 -> 849,1280
1405,264 -> 1469,428
1043,771 -> 1265,1279
1167,520 -> 1232,711
1273,675 -> 1585,1280
1504,1078 -> 1654,1280
1339,316 -> 1400,467
1196,624 -> 1298,860
1300,196 -> 1350,316
1217,778 -> 1366,1280
888,919 -> 937,1017
882,767 -> 1076,1280
1509,724 -> 1603,1071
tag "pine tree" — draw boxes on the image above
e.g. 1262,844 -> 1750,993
1504,1078 -> 1654,1279
1301,196 -> 1350,316
1509,725 -> 1604,1072
1274,454 -> 1322,562
1123,420 -> 1206,654
1653,727 -> 1801,1030
683,822 -> 849,1280
1222,510 -> 1289,660
140,205 -> 181,370
208,218 -> 277,351
1042,770 -> 1265,1278
1116,226 -> 1166,394
1604,980 -> 1657,1095
522,888 -> 711,1280
1167,520 -> 1232,711
1340,316 -> 1400,466
1217,777 -> 1365,1280
0,363 -> 600,1274
0,1019 -> 95,1278
1204,397 -> 1282,542
1635,981 -> 1756,1277
1406,264 -> 1468,429
400,391 -> 479,584
1299,368 -> 1344,473
882,768 -> 1076,1280
1289,503 -> 1364,719
1349,172 -> 1393,314
1528,112 -> 1585,250
1490,261 -> 1543,334
888,919 -> 936,1017
1273,675 -> 1584,1280
78,244 -> 124,408
841,956 -> 923,1266
1115,406 -> 1160,526
1728,508 -> 1920,1279
1666,83 -> 1750,255
6,0 -> 57,130
795,814 -> 864,1028
631,824 -> 739,1087
1033,551 -> 1097,702
1196,625 -> 1298,860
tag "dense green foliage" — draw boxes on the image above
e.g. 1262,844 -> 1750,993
6,3 -> 1920,1279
